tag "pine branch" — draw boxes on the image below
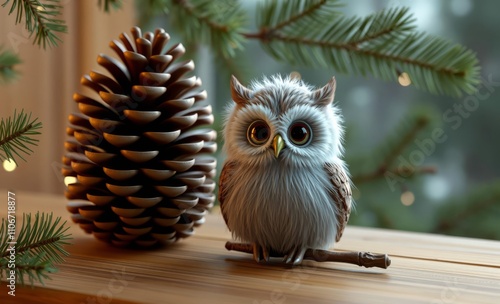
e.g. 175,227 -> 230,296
249,0 -> 479,97
253,0 -> 342,38
0,48 -> 21,83
2,0 -> 67,48
0,239 -> 61,287
3,254 -> 54,286
378,111 -> 431,172
0,212 -> 71,285
98,0 -> 122,12
167,0 -> 247,58
262,0 -> 341,34
6,213 -> 71,262
0,109 -> 42,164
349,107 -> 436,184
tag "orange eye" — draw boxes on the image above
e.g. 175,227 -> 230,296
247,120 -> 270,146
288,121 -> 312,146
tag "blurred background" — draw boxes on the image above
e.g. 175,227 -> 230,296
1,0 -> 499,239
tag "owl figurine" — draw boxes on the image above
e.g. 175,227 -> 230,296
219,75 -> 352,265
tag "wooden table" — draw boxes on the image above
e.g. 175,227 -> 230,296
1,190 -> 499,303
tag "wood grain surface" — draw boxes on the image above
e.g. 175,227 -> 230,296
1,190 -> 499,304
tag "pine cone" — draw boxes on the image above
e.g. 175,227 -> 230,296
62,27 -> 217,247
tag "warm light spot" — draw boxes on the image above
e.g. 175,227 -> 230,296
398,72 -> 412,86
290,71 -> 301,80
401,191 -> 415,206
64,176 -> 78,186
37,5 -> 45,11
3,159 -> 17,172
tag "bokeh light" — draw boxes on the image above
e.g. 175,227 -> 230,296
3,159 -> 17,172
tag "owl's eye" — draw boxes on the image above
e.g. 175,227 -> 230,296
247,120 -> 270,146
288,121 -> 312,146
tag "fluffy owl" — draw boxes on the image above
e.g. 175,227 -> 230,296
219,75 -> 352,265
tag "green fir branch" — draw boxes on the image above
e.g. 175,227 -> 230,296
11,213 -> 71,263
254,0 -> 343,37
138,0 -> 480,95
377,109 -> 433,172
0,109 -> 42,164
168,0 -> 247,58
98,0 -> 122,12
2,0 -> 67,48
251,0 -> 480,97
350,107 -> 437,185
0,212 -> 71,285
6,253 -> 54,286
0,49 -> 21,83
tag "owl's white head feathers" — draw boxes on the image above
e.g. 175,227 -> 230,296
223,74 -> 345,168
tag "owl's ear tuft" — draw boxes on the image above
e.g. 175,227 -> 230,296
230,75 -> 253,106
312,77 -> 336,107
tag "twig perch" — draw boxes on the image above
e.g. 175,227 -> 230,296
225,242 -> 391,269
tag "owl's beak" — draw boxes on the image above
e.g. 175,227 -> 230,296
272,134 -> 285,158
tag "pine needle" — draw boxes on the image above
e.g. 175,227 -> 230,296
377,107 -> 435,171
0,212 -> 71,286
0,109 -> 42,164
2,0 -> 67,49
350,106 -> 438,184
0,48 -> 21,83
137,0 -> 480,96
168,0 -> 247,59
252,0 -> 480,97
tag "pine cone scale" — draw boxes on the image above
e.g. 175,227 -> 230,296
97,54 -> 131,88
90,71 -> 123,93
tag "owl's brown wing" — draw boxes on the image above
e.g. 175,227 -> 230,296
218,161 -> 237,227
324,162 -> 353,242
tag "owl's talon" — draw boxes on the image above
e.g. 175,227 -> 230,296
262,247 -> 270,262
252,244 -> 271,263
284,248 -> 296,264
293,247 -> 307,265
283,247 -> 306,265
253,243 -> 262,263
283,255 -> 289,264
